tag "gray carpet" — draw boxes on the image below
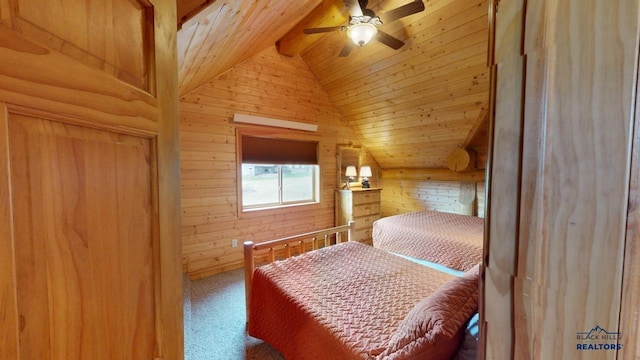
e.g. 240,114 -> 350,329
184,268 -> 284,360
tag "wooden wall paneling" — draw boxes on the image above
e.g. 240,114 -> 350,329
619,63 -> 640,358
276,0 -> 348,56
381,168 -> 485,182
0,1 -> 7,22
299,0 -> 490,170
180,46 -> 360,279
8,113 -> 156,359
0,0 -> 182,357
177,0 -> 321,95
514,0 -> 546,358
308,0 -> 487,81
350,89 -> 483,129
379,179 -> 479,217
337,76 -> 488,121
487,0 -> 640,359
174,0 -> 491,175
526,1 -> 635,358
2,0 -> 153,90
153,0 -> 183,357
329,49 -> 489,112
476,181 -> 485,218
177,0 -> 214,27
483,0 -> 525,358
0,26 -> 157,134
0,103 -> 18,360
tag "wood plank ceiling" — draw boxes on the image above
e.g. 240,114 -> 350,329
177,0 -> 490,169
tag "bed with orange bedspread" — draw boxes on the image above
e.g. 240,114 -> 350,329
372,210 -> 484,272
247,241 -> 479,360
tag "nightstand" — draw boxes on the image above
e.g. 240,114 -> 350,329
335,188 -> 381,244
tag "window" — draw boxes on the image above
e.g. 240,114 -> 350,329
240,135 -> 319,211
241,164 -> 319,209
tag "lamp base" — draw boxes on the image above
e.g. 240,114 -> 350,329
345,177 -> 356,189
361,178 -> 370,189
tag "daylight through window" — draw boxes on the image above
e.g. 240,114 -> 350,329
241,164 -> 319,209
240,135 -> 319,211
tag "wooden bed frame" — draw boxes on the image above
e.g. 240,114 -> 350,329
243,221 -> 354,319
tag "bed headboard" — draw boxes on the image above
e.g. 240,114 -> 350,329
243,221 -> 355,321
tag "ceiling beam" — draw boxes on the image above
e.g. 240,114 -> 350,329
462,102 -> 489,148
381,168 -> 486,182
276,0 -> 349,56
178,0 -> 217,30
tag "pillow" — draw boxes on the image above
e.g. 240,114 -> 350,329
377,264 -> 480,360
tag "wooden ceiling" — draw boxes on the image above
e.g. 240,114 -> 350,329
177,0 -> 490,169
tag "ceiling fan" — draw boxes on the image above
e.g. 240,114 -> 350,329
303,0 -> 425,57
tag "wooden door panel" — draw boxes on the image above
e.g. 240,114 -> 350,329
0,0 -> 153,90
8,113 -> 156,360
485,0 -> 640,359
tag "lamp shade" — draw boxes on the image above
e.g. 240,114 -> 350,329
345,166 -> 358,177
347,23 -> 377,46
359,166 -> 372,177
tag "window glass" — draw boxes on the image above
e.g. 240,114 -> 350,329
282,165 -> 315,202
242,164 -> 318,210
242,164 -> 279,207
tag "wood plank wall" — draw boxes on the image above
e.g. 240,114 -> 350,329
299,0 -> 490,170
180,46 -> 361,279
377,113 -> 487,218
484,0 -> 640,358
380,180 -> 485,217
379,150 -> 487,218
0,0 -> 183,358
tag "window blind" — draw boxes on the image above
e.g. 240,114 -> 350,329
241,135 -> 318,165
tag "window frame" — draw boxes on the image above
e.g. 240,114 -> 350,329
240,163 -> 320,211
236,129 -> 322,215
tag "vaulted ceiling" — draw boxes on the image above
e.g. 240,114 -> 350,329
176,0 -> 490,169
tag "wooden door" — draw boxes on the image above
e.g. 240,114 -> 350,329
0,0 -> 182,359
7,113 -> 156,359
483,0 -> 640,359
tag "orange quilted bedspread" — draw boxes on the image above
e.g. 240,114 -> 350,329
372,211 -> 484,271
248,241 -> 476,360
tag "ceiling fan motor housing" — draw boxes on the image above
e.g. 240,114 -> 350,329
349,15 -> 382,27
304,0 -> 426,56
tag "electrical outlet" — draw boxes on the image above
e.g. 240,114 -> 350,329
231,239 -> 238,248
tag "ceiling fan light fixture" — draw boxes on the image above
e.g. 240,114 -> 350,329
347,23 -> 377,46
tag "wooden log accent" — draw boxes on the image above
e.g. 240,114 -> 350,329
276,0 -> 348,56
243,221 -> 354,321
381,168 -> 485,182
446,148 -> 477,172
459,182 -> 477,216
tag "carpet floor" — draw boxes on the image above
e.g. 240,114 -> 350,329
184,268 -> 284,360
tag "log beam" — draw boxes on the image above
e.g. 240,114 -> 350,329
381,168 -> 486,182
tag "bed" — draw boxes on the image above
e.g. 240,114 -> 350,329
372,210 -> 484,272
244,223 -> 479,360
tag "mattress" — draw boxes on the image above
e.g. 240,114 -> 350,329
248,241 -> 479,360
373,210 -> 484,271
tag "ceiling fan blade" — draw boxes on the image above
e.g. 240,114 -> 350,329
375,30 -> 405,50
379,1 -> 425,23
338,41 -> 355,57
303,26 -> 344,34
342,0 -> 363,17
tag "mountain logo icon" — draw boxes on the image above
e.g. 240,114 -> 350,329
577,325 -> 621,341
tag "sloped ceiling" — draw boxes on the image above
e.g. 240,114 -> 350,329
177,0 -> 322,95
177,0 -> 490,169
